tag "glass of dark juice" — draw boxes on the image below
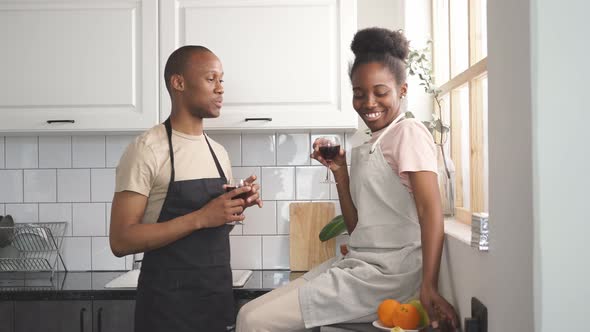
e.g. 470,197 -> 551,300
316,135 -> 341,184
225,178 -> 248,225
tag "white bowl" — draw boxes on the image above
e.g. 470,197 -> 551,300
372,320 -> 422,332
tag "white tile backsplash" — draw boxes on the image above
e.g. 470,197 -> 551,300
39,203 -> 73,236
106,135 -> 135,168
0,137 -> 5,168
1,130 -> 358,271
277,133 -> 310,166
72,136 -> 106,168
261,167 -> 295,200
62,237 -> 91,271
296,166 -> 330,200
5,204 -> 39,223
39,136 -> 72,168
0,170 -> 23,203
72,203 -> 106,236
92,237 -> 125,271
5,136 -> 38,169
262,235 -> 290,269
58,169 -> 91,202
242,134 -> 275,166
209,133 -> 242,166
230,236 -> 262,270
24,169 -> 57,202
91,169 -> 115,202
243,201 -> 276,235
106,203 -> 112,235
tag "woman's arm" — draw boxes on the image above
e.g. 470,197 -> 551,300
409,171 -> 458,327
311,140 -> 358,233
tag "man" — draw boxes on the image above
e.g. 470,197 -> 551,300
109,45 -> 261,332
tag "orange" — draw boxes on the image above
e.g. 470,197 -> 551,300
391,303 -> 420,329
377,299 -> 401,328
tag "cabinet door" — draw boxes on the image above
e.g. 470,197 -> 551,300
93,300 -> 135,332
0,0 -> 158,133
160,0 -> 358,131
0,301 -> 14,332
14,301 -> 92,332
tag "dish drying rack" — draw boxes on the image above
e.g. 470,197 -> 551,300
0,222 -> 67,281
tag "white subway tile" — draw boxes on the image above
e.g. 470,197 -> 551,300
261,167 -> 295,200
344,132 -> 356,166
296,167 -> 330,200
106,203 -> 112,235
0,204 -> 4,215
106,135 -> 135,167
276,133 -> 310,166
5,136 -> 38,169
243,201 -> 276,235
125,255 -> 134,271
92,237 -> 125,271
310,134 -> 344,166
230,236 -> 262,270
229,224 -> 243,236
58,169 -> 90,202
39,136 -> 72,168
72,136 -> 105,168
262,236 -> 290,269
91,169 -> 115,202
276,201 -> 299,235
0,137 -> 5,168
39,203 -> 73,236
24,169 -> 57,203
72,203 -> 106,236
5,204 -> 38,223
208,133 -> 242,166
242,134 -> 275,166
0,170 -> 23,203
62,237 -> 91,271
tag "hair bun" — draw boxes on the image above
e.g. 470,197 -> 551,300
350,27 -> 409,60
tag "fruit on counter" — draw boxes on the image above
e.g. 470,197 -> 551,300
408,299 -> 430,327
391,303 -> 420,329
377,299 -> 401,327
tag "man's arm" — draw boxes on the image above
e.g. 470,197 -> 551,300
109,187 -> 251,257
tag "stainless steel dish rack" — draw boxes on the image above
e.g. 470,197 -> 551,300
0,222 -> 67,280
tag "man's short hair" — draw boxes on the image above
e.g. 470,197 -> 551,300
164,45 -> 212,94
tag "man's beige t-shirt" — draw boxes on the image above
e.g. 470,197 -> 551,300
115,124 -> 232,224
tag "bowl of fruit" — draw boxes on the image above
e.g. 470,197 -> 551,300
372,299 -> 429,332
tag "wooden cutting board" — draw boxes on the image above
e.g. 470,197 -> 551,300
289,202 -> 336,272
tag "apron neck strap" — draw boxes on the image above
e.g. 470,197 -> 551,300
163,118 -> 227,183
370,111 -> 406,154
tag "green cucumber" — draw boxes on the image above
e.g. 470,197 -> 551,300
319,215 -> 346,242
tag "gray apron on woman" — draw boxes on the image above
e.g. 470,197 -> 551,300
299,113 -> 423,328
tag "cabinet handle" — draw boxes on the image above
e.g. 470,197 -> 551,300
47,119 -> 75,124
79,307 -> 87,332
245,117 -> 272,122
97,307 -> 103,332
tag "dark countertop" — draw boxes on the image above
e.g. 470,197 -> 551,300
0,270 -> 296,301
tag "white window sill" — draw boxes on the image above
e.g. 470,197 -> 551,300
444,217 -> 472,246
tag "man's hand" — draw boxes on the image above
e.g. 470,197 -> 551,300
195,185 -> 251,228
242,174 -> 263,208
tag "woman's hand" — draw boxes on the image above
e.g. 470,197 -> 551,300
311,138 -> 347,172
419,286 -> 458,329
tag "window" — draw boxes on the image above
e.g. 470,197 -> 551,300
432,0 -> 488,224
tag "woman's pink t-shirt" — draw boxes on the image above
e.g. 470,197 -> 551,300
368,118 -> 438,192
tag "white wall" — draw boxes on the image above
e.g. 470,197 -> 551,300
532,0 -> 590,330
439,0 -> 536,331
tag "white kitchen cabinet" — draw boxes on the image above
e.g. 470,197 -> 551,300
159,0 -> 358,131
0,0 -> 159,133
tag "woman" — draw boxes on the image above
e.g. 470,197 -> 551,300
236,27 -> 457,331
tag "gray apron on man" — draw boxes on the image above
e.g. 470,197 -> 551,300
299,113 -> 423,328
135,118 -> 234,332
